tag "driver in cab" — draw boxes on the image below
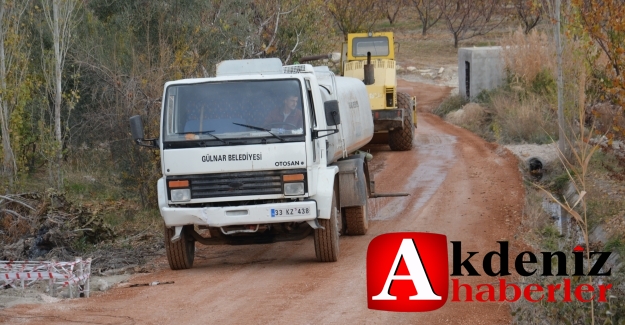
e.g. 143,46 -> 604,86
264,92 -> 303,129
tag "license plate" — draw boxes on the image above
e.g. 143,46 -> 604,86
270,207 -> 311,217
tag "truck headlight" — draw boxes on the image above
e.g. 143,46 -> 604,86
171,189 -> 191,202
284,182 -> 304,196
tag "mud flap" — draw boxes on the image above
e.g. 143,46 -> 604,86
335,154 -> 367,208
307,219 -> 324,230
170,226 -> 183,243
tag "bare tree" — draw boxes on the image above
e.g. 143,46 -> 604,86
326,0 -> 384,40
244,1 -> 300,60
241,0 -> 334,64
439,0 -> 507,48
413,0 -> 443,35
381,0 -> 406,25
0,0 -> 30,183
513,0 -> 542,34
41,0 -> 82,187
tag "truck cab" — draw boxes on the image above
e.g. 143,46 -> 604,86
130,58 -> 374,269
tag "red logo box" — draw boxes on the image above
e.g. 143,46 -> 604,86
367,232 -> 449,312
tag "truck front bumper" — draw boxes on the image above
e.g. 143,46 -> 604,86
161,200 -> 318,227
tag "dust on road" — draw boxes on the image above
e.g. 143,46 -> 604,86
0,81 -> 525,325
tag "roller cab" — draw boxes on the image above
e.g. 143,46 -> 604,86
342,32 -> 417,151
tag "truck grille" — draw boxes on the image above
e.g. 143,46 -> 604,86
169,169 -> 307,199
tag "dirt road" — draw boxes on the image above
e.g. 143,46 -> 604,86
0,81 -> 525,325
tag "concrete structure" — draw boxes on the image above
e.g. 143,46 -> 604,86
458,46 -> 504,100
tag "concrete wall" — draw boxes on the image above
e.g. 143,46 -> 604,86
458,46 -> 504,100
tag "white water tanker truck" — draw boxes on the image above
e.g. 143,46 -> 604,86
130,58 -> 383,270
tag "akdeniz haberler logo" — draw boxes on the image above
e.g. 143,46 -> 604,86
367,232 -> 614,312
367,232 -> 449,312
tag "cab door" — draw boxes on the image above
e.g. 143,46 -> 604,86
304,78 -> 324,197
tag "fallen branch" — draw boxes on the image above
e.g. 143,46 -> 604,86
0,209 -> 26,220
0,195 -> 36,211
128,281 -> 174,288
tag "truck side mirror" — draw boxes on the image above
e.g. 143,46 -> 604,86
129,115 -> 159,149
130,115 -> 145,141
324,100 -> 341,126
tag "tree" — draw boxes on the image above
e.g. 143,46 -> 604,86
0,0 -> 30,184
41,0 -> 82,188
326,0 -> 384,40
572,0 -> 625,131
543,0 -> 567,157
412,0 -> 443,35
381,0 -> 406,25
69,0 -> 334,206
513,0 -> 542,34
244,0 -> 306,62
245,0 -> 333,64
439,0 -> 507,48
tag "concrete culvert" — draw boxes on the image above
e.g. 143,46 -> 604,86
528,157 -> 544,180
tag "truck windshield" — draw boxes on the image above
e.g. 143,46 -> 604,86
352,36 -> 389,57
163,79 -> 305,144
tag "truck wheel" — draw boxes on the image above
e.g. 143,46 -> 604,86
164,224 -> 195,270
314,190 -> 340,262
344,201 -> 368,235
389,92 -> 414,151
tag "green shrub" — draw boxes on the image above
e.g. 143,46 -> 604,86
590,150 -> 624,175
434,94 -> 468,117
530,69 -> 557,98
540,225 -> 561,251
604,237 -> 625,257
551,172 -> 571,193
475,89 -> 496,105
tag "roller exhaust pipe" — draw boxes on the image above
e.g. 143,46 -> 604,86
364,52 -> 374,85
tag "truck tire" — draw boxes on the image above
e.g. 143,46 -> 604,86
164,224 -> 195,270
389,92 -> 414,151
344,178 -> 369,236
314,190 -> 340,262
344,202 -> 368,235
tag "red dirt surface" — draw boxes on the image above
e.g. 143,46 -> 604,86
398,78 -> 455,112
0,81 -> 525,325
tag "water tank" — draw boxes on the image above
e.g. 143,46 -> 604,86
315,70 -> 374,163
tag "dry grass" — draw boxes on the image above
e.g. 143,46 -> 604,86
501,28 -> 555,85
517,188 -> 553,248
490,92 -> 557,144
445,103 -> 488,134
